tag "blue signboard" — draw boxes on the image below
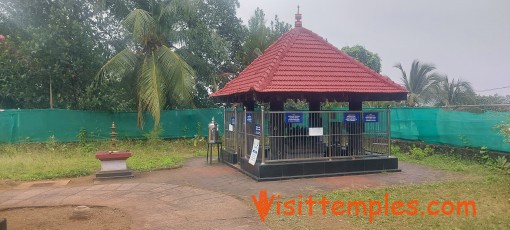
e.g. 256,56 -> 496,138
246,113 -> 253,123
363,112 -> 379,122
343,112 -> 360,122
230,116 -> 235,125
285,113 -> 303,123
254,124 -> 261,136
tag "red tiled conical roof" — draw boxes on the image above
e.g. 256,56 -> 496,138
211,21 -> 407,102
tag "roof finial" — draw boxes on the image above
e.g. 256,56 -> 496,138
295,5 -> 302,28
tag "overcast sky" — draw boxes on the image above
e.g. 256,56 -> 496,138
236,0 -> 510,96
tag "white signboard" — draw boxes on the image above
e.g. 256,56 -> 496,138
228,124 -> 234,131
309,127 -> 323,136
248,138 -> 260,165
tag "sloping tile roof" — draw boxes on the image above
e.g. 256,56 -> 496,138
210,25 -> 407,100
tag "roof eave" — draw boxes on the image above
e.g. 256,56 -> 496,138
212,91 -> 407,103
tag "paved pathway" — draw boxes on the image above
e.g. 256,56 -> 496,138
100,158 -> 466,201
0,183 -> 264,229
0,157 -> 466,229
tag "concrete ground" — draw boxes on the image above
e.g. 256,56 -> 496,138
0,157 -> 466,229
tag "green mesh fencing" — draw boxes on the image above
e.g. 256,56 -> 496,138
0,108 -> 509,153
0,109 -> 224,143
391,107 -> 510,153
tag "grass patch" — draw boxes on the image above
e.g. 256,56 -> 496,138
395,149 -> 491,174
392,145 -> 509,176
265,177 -> 509,229
264,146 -> 510,229
0,138 -> 206,181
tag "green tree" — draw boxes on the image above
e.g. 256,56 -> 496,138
394,60 -> 440,106
430,75 -> 476,106
0,0 -> 110,109
241,8 -> 291,67
96,2 -> 196,128
1,0 -> 248,111
340,46 -> 400,107
174,0 -> 246,107
1,0 -> 288,112
341,45 -> 381,73
475,94 -> 507,105
86,0 -> 246,109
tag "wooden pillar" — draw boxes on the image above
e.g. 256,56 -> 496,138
349,100 -> 362,111
347,100 -> 363,156
270,100 -> 284,136
308,100 -> 321,127
243,100 -> 255,111
270,100 -> 285,159
309,100 -> 321,111
271,100 -> 284,111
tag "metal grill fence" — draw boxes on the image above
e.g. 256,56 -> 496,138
223,109 -> 236,157
224,107 -> 391,164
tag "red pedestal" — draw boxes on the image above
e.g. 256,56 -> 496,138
95,151 -> 132,160
95,150 -> 133,179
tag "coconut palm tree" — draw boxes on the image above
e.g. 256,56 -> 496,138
430,75 -> 476,106
394,60 -> 440,106
96,1 -> 196,129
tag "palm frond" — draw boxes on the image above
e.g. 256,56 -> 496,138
156,45 -> 196,108
394,63 -> 410,91
395,60 -> 440,106
410,60 -> 435,94
419,72 -> 442,103
137,52 -> 166,128
253,47 -> 263,56
123,8 -> 156,43
95,48 -> 138,84
430,75 -> 476,106
160,0 -> 195,20
452,78 -> 476,105
158,0 -> 197,47
409,60 -> 419,92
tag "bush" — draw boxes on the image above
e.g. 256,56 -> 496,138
490,156 -> 510,174
409,145 -> 434,159
45,135 -> 58,151
77,128 -> 89,146
390,145 -> 401,155
496,116 -> 510,143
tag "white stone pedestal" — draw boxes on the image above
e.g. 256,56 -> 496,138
95,151 -> 133,179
